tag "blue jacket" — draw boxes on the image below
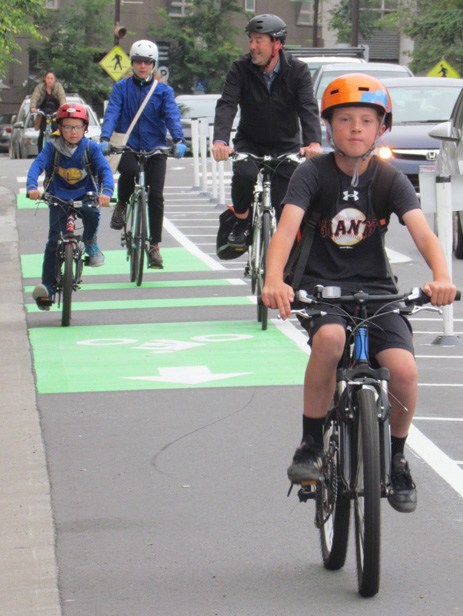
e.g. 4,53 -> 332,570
101,76 -> 184,150
27,137 -> 114,200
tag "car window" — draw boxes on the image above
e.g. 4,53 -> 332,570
25,114 -> 36,129
0,113 -> 14,123
177,98 -> 219,119
316,68 -> 411,101
389,86 -> 462,123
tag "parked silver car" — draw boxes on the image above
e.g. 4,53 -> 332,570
9,98 -> 101,159
0,112 -> 14,152
426,88 -> 463,258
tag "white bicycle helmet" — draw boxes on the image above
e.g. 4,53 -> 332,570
129,40 -> 159,65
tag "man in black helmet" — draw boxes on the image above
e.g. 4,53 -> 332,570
213,14 -> 322,252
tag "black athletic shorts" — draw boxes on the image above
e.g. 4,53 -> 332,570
299,305 -> 414,359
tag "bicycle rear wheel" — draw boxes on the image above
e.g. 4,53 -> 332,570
257,210 -> 271,330
135,189 -> 148,287
61,243 -> 74,327
317,419 -> 350,570
353,387 -> 381,597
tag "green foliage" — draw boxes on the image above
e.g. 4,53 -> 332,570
30,0 -> 115,106
153,0 -> 245,94
0,0 -> 43,80
392,0 -> 463,75
329,0 -> 382,43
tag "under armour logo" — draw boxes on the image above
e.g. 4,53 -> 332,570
342,190 -> 359,202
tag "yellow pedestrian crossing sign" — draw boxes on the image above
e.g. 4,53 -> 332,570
99,46 -> 131,81
427,59 -> 460,78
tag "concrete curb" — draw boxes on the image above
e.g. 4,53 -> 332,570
0,187 -> 61,614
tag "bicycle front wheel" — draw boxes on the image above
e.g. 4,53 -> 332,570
317,420 -> 350,570
135,189 -> 148,287
257,210 -> 271,330
61,243 -> 74,327
353,387 -> 381,597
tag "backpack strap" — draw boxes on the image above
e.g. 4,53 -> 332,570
286,154 -> 339,291
44,141 -> 98,192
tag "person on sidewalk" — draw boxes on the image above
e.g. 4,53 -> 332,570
27,103 -> 114,311
100,39 -> 186,269
212,14 -> 322,255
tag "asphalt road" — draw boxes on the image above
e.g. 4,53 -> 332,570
1,153 -> 463,615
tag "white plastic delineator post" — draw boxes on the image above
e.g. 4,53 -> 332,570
433,175 -> 460,345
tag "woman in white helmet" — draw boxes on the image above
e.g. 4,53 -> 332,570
100,39 -> 186,269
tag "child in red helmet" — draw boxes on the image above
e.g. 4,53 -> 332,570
27,102 -> 114,310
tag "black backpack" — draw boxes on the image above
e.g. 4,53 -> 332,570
284,154 -> 400,291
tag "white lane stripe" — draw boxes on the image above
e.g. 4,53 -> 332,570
163,216 -> 226,271
408,424 -> 463,497
415,417 -> 463,421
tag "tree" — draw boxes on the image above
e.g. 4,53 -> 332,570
30,0 -> 115,107
329,0 -> 382,44
383,0 -> 463,75
153,0 -> 245,94
0,0 -> 43,80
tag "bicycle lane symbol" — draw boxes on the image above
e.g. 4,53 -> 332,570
29,321 -> 309,393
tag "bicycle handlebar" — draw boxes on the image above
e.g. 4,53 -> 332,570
35,110 -> 57,119
231,152 -> 303,166
110,144 -> 173,157
42,191 -> 99,209
295,286 -> 460,319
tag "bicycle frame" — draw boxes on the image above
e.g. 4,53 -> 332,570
233,152 -> 301,330
114,145 -> 171,286
292,285 -> 455,597
43,192 -> 97,326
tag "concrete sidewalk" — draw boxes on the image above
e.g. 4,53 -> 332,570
0,187 -> 61,614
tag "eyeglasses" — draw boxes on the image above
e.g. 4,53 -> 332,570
61,125 -> 85,132
133,59 -> 154,65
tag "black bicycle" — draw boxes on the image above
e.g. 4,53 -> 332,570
111,145 -> 171,286
43,192 -> 99,327
232,152 -> 301,330
291,285 -> 459,597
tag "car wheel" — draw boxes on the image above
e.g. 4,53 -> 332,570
454,212 -> 463,259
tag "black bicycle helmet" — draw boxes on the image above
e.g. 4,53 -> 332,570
245,14 -> 287,42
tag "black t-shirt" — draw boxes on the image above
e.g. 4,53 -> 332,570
283,155 -> 420,293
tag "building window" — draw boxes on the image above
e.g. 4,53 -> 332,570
361,0 -> 399,16
169,0 -> 192,17
245,0 -> 255,12
44,0 -> 59,8
297,3 -> 313,26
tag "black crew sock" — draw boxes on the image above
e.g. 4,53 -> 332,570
302,415 -> 325,448
391,435 -> 407,459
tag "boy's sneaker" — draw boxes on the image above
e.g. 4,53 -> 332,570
287,438 -> 323,483
387,453 -> 417,513
110,202 -> 126,230
148,245 -> 163,269
85,241 -> 105,267
32,284 -> 53,311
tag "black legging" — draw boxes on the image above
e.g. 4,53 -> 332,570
117,151 -> 167,244
231,157 -> 297,220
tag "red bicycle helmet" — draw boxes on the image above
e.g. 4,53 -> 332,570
321,73 -> 392,130
56,103 -> 89,127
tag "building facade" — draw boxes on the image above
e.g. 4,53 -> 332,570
0,0 -> 412,114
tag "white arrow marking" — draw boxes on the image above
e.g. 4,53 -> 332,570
125,365 -> 251,385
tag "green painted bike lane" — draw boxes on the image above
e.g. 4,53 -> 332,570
23,238 -> 309,395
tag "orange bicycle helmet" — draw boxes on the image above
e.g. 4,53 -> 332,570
321,73 -> 392,130
56,103 -> 89,127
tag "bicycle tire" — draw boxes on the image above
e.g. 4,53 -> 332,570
135,189 -> 148,287
250,203 -> 261,295
353,387 -> 381,597
61,243 -> 74,327
317,421 -> 350,570
257,210 -> 271,330
127,198 -> 138,283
